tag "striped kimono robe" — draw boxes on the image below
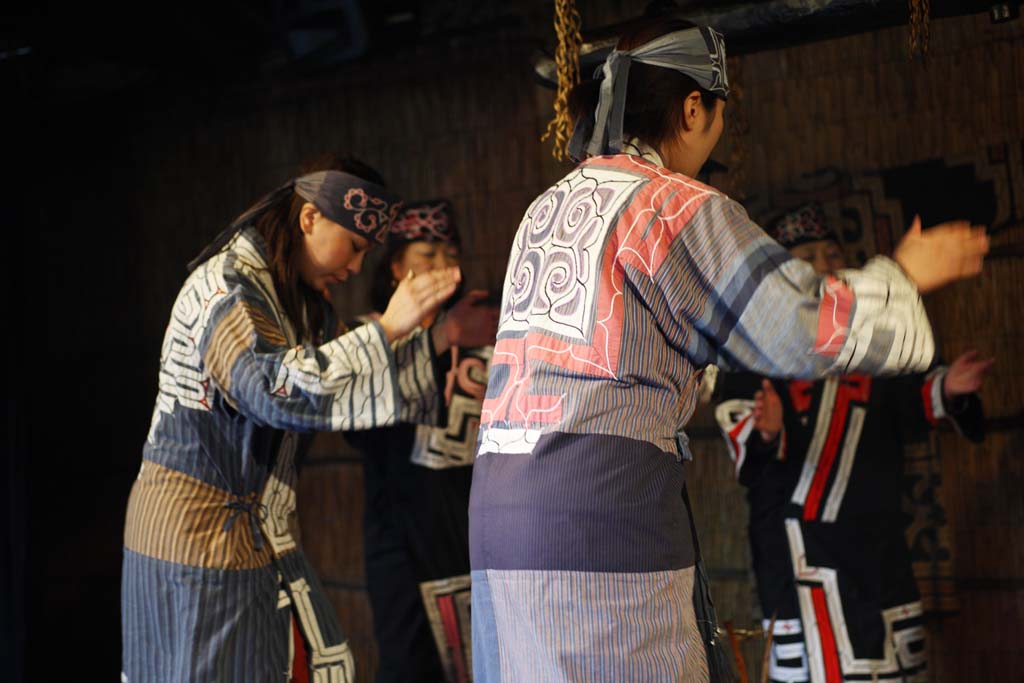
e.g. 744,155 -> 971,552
469,150 -> 936,682
122,228 -> 440,682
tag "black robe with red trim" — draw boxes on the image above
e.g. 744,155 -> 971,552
715,368 -> 982,683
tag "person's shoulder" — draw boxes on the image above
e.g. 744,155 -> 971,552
647,173 -> 738,229
185,236 -> 279,317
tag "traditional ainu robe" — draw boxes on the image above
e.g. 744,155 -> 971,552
715,368 -> 982,683
468,146 -> 937,682
122,227 -> 440,682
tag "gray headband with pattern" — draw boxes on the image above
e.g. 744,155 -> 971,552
568,26 -> 729,162
188,170 -> 403,272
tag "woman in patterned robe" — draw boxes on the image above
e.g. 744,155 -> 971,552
468,18 -> 990,682
121,157 -> 487,682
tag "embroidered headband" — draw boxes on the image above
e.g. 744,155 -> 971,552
771,203 -> 840,249
188,170 -> 403,272
388,199 -> 460,248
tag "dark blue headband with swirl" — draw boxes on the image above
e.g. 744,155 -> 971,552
568,26 -> 729,162
187,170 -> 403,272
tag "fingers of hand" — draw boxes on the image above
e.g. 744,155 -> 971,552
423,269 -> 454,287
932,219 -> 970,233
411,270 -> 457,300
974,357 -> 996,374
956,350 -> 979,364
965,231 -> 990,257
960,253 -> 985,278
425,282 -> 458,308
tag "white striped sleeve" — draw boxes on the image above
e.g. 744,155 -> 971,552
392,326 -> 443,425
829,256 -> 934,375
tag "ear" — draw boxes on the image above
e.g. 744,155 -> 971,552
681,90 -> 704,133
299,202 -> 319,235
389,258 -> 405,282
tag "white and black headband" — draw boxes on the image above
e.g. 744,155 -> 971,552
568,26 -> 729,162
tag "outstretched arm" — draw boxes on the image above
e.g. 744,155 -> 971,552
650,195 -> 988,379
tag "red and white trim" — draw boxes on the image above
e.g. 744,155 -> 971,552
921,366 -> 949,426
820,405 -> 866,523
790,379 -> 839,509
763,619 -> 811,683
785,520 -> 927,681
828,257 -> 934,373
813,277 -> 854,358
791,376 -> 871,522
715,399 -> 756,477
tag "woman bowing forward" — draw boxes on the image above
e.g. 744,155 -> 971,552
122,156 -> 489,682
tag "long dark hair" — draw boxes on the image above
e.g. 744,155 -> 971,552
569,18 -> 719,154
254,155 -> 386,343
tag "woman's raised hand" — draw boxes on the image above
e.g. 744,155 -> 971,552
893,216 -> 989,294
943,350 -> 994,398
379,267 -> 461,342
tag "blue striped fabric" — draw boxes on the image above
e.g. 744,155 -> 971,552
123,227 -> 435,681
471,149 -> 937,681
122,549 -> 288,682
472,566 -> 708,682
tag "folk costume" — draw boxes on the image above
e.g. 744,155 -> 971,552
122,171 -> 443,682
714,205 -> 984,683
469,28 -> 939,682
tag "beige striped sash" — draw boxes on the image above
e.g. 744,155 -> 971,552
124,460 -> 273,570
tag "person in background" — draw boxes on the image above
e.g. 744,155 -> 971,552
714,203 -> 991,683
348,199 -> 498,683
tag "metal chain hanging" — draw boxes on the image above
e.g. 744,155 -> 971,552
542,0 -> 583,161
909,0 -> 931,58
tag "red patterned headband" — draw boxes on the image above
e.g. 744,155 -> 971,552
389,199 -> 460,247
771,203 -> 839,249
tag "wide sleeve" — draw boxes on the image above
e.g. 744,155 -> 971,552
713,371 -> 785,483
894,366 -> 985,443
198,270 -> 440,433
650,194 -> 935,379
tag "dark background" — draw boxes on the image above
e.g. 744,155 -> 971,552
3,1 -> 1022,680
